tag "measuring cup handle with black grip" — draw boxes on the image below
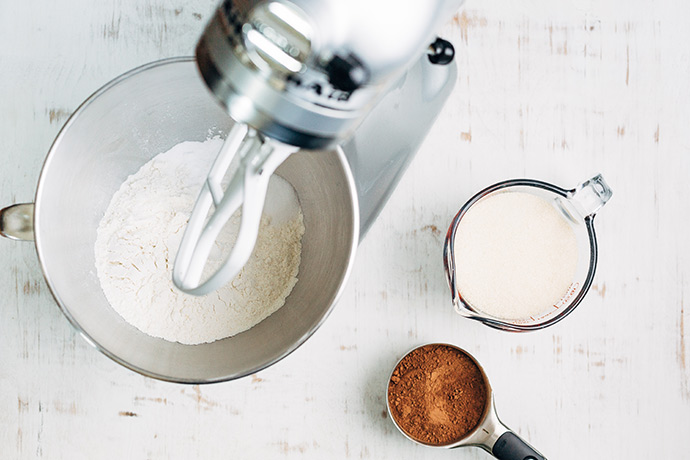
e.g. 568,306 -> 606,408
492,431 -> 547,460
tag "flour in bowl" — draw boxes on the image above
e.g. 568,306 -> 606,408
94,138 -> 305,345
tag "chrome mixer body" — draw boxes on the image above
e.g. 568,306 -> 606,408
173,0 -> 465,294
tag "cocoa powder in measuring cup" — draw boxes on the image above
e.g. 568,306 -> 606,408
387,344 -> 488,446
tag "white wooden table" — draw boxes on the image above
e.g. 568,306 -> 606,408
2,0 -> 689,458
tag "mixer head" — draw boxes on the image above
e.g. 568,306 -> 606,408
196,0 -> 461,149
197,1 -> 363,149
173,0 -> 463,295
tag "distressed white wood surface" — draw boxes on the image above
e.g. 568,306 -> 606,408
1,0 -> 689,458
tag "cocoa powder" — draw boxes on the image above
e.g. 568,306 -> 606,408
387,344 -> 488,446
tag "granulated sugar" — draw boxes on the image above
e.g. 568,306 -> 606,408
94,138 -> 304,345
453,191 -> 578,320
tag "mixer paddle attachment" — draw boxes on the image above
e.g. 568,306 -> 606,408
173,123 -> 298,296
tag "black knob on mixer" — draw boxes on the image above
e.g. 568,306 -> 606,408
325,53 -> 369,93
427,37 -> 455,65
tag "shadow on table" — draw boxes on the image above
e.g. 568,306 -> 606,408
361,351 -> 399,439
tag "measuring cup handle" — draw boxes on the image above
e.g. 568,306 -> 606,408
492,431 -> 547,460
0,203 -> 35,241
566,174 -> 613,218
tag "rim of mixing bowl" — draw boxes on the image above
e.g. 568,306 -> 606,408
33,57 -> 360,383
443,178 -> 598,332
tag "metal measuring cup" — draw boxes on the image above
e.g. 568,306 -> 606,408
386,343 -> 547,460
444,174 -> 612,332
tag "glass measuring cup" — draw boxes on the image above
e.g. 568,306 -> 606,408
386,343 -> 547,459
443,174 -> 612,332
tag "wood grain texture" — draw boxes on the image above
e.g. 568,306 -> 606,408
1,0 -> 689,458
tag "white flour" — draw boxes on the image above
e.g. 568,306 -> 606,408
94,138 -> 305,345
453,191 -> 578,320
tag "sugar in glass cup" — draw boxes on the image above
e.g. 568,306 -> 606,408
443,174 -> 612,332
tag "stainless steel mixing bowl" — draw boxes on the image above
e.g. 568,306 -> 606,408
0,57 -> 359,383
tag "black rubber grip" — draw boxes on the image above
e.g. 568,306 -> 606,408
492,432 -> 547,460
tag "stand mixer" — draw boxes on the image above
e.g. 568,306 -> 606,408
173,0 -> 465,295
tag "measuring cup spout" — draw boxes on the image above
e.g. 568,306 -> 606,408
172,123 -> 298,296
565,174 -> 613,219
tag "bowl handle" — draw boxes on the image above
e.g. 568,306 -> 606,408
0,203 -> 34,241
